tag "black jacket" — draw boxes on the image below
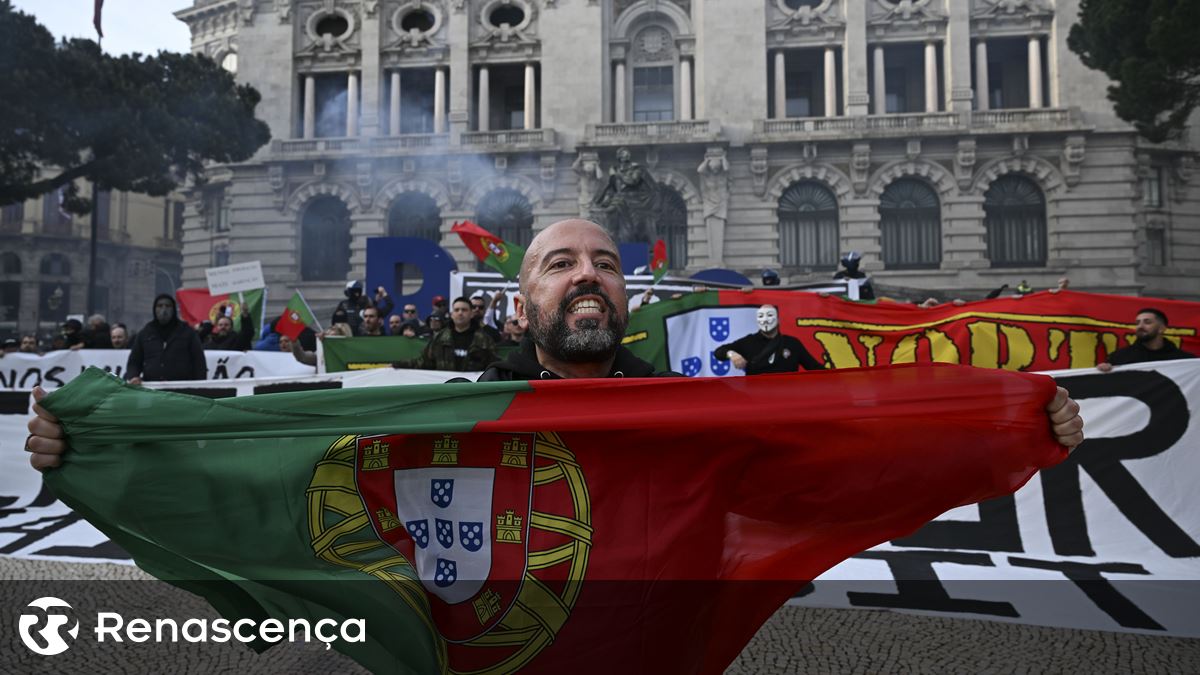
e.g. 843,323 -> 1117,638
127,314 -> 206,382
476,338 -> 679,381
202,317 -> 254,351
1107,341 -> 1196,365
714,332 -> 823,375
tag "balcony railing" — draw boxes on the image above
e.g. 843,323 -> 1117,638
273,134 -> 448,156
753,108 -> 1082,142
863,112 -> 961,131
970,108 -> 1074,129
370,134 -> 450,151
585,119 -> 720,144
459,128 -> 556,149
755,117 -> 859,136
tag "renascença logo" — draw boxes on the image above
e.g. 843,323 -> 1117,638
18,597 -> 80,656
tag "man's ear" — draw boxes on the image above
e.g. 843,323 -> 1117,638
514,294 -> 528,327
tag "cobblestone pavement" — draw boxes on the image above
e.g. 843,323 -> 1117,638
2,558 -> 1197,674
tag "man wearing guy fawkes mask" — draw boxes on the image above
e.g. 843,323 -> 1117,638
714,304 -> 822,375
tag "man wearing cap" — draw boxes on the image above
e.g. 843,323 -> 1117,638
427,295 -> 448,324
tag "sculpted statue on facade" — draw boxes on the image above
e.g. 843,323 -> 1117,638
591,147 -> 661,243
698,148 -> 730,264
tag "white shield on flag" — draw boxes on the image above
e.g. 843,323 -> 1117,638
394,467 -> 495,605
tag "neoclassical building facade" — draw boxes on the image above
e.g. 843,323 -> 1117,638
175,0 -> 1200,314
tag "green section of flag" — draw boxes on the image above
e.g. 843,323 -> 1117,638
236,288 -> 265,337
41,369 -> 528,674
484,241 -> 525,281
323,337 -> 518,373
622,291 -> 720,371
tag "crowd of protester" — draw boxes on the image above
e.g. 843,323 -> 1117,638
1,264 -> 1192,382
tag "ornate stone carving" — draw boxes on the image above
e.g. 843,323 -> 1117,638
698,147 -> 730,265
474,0 -> 537,49
770,0 -> 842,35
275,0 -> 292,22
906,139 -> 921,161
1060,135 -> 1085,189
451,0 -> 466,12
494,155 -> 508,173
1012,135 -> 1029,157
572,151 -> 604,218
357,161 -> 374,209
976,0 -> 1052,18
446,158 -> 464,207
875,0 -> 943,21
955,139 -> 977,191
540,154 -> 558,201
238,0 -> 256,24
750,146 -> 769,197
1173,155 -> 1194,203
269,165 -> 287,211
851,142 -> 871,195
591,147 -> 662,242
798,142 -> 818,164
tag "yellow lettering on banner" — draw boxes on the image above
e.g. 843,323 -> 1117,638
857,335 -> 883,367
1101,333 -> 1119,357
892,334 -> 918,364
968,321 -> 999,368
1000,324 -> 1035,371
891,330 -> 959,364
1048,329 -> 1067,361
1168,336 -> 1182,347
1069,331 -> 1100,368
813,332 -> 863,368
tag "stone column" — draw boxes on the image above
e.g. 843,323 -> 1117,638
303,75 -> 315,139
844,0 -> 870,116
945,0 -> 974,113
389,71 -> 401,135
359,8 -> 381,137
924,42 -> 938,113
346,72 -> 359,137
447,2 -> 469,142
1028,36 -> 1043,109
872,46 -> 886,115
680,58 -> 693,121
523,63 -> 537,130
478,66 -> 490,131
614,61 -> 627,123
773,50 -> 787,119
434,67 -> 447,133
975,40 -> 990,111
823,47 -> 837,117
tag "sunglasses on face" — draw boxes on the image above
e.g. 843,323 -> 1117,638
403,309 -> 417,313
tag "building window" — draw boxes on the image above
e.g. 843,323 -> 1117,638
1,202 -> 23,231
205,189 -> 230,232
2,252 -> 21,275
387,192 -> 442,241
0,281 -> 19,323
658,187 -> 688,270
879,178 -> 941,269
95,189 -> 111,240
778,181 -> 839,269
984,174 -> 1047,267
1146,224 -> 1168,266
304,73 -> 356,138
389,68 -> 440,134
633,66 -> 674,122
1143,167 -> 1164,209
41,188 -> 72,236
475,188 -> 533,271
213,245 -> 230,268
300,196 -> 352,281
40,253 -> 72,277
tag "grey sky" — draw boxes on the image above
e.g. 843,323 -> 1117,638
13,0 -> 192,56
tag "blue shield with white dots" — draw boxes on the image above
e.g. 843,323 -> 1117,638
709,317 -> 731,342
681,356 -> 702,377
406,519 -> 429,549
436,518 -> 454,548
459,522 -> 484,552
434,558 -> 458,588
430,479 -> 454,508
710,351 -> 731,376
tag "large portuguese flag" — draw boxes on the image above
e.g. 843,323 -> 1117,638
42,366 -> 1065,674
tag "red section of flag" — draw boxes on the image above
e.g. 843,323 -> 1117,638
275,310 -> 306,340
469,364 -> 1065,673
651,239 -> 667,277
450,220 -> 502,263
176,288 -> 226,326
93,0 -> 104,38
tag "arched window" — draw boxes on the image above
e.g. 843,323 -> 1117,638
630,25 -> 676,122
880,178 -> 941,269
658,186 -> 689,270
984,174 -> 1047,267
475,189 -> 534,271
1,252 -> 21,275
40,253 -> 72,277
388,192 -> 442,241
778,181 -> 839,269
300,196 -> 352,281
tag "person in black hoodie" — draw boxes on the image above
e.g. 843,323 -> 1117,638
126,294 -> 206,384
714,304 -> 822,375
477,219 -> 678,381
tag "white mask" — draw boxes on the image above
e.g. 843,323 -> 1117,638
756,306 -> 779,334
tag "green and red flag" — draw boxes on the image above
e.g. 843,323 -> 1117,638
275,290 -> 319,340
451,220 -> 525,281
176,287 -> 266,338
650,239 -> 668,283
43,365 -> 1065,674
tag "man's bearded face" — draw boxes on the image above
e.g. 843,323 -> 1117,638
526,283 -> 626,363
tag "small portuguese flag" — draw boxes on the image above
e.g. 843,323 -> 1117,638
41,365 -> 1065,673
651,238 -> 668,283
176,287 -> 265,337
451,220 -> 525,281
275,290 -> 318,340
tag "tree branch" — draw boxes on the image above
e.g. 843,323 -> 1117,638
17,161 -> 97,197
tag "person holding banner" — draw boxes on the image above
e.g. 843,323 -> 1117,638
714,305 -> 823,375
1098,308 -> 1196,371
